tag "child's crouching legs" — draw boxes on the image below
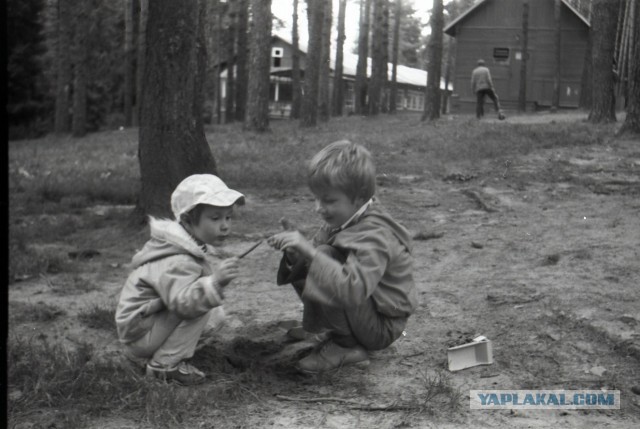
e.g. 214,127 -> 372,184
125,310 -> 211,368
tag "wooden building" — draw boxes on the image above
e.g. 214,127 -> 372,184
221,35 -> 451,118
444,0 -> 590,112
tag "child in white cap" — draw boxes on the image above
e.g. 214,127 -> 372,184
116,174 -> 245,385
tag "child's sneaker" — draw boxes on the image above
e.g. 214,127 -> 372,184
296,340 -> 370,374
146,360 -> 206,386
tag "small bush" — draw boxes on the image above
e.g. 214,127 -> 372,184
77,304 -> 117,332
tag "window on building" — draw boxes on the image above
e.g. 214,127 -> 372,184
272,47 -> 283,68
493,47 -> 510,64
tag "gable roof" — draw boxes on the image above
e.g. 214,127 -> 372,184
444,0 -> 590,36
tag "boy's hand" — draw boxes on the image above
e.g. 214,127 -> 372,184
217,257 -> 239,287
267,231 -> 317,261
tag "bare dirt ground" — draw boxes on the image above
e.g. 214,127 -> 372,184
8,114 -> 640,428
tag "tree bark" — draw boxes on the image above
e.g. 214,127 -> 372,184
620,0 -> 640,134
135,0 -> 148,126
389,0 -> 401,114
301,0 -> 324,127
244,0 -> 272,132
318,0 -> 332,122
422,0 -> 443,121
290,0 -> 302,119
588,0 -> 620,123
72,1 -> 89,137
551,0 -> 561,111
138,0 -> 216,218
355,0 -> 371,115
225,1 -> 236,123
518,0 -> 529,112
54,0 -> 72,134
234,0 -> 248,122
332,0 -> 347,116
369,0 -> 389,116
124,0 -> 134,126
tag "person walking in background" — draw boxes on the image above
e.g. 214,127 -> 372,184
471,59 -> 505,120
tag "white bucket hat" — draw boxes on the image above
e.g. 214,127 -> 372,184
171,174 -> 245,219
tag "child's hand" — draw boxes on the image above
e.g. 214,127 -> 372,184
267,231 -> 317,260
217,257 -> 239,287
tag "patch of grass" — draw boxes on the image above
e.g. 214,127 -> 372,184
9,301 -> 67,324
48,274 -> 102,295
9,227 -> 70,282
77,304 -> 117,332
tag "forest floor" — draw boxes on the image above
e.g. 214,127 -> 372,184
7,112 -> 640,428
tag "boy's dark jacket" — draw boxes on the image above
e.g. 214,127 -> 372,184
277,204 -> 417,318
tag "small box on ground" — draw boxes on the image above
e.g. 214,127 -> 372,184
447,335 -> 493,371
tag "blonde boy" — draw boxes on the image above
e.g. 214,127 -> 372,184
116,174 -> 244,385
268,140 -> 417,373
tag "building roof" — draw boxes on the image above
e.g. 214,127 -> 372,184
273,33 -> 452,90
444,0 -> 590,36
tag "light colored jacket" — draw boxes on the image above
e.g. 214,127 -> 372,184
278,203 -> 417,318
471,65 -> 494,93
115,218 -> 225,344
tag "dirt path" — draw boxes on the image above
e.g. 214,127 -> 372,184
8,127 -> 640,428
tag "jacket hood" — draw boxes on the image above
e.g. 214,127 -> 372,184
131,217 -> 215,268
364,205 -> 413,253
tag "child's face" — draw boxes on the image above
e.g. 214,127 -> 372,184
191,205 -> 234,245
313,188 -> 365,229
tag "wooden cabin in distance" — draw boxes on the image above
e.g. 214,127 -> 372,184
220,34 -> 452,119
444,0 -> 590,113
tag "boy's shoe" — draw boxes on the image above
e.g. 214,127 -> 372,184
286,326 -> 328,342
146,361 -> 206,386
296,340 -> 370,374
498,111 -> 506,120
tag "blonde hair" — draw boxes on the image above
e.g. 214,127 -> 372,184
308,140 -> 376,201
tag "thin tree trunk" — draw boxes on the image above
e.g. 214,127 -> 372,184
519,0 -> 529,112
332,0 -> 347,116
234,0 -> 248,122
318,0 -> 332,122
225,1 -> 236,123
124,0 -> 134,126
290,0 -> 302,119
244,0 -> 272,132
135,0 -> 148,126
551,0 -> 561,111
54,0 -> 72,134
579,20 -> 593,109
301,0 -> 324,127
389,0 -> 401,114
355,0 -> 371,115
138,0 -> 216,218
72,2 -> 89,137
369,0 -> 388,116
422,0 -> 443,121
588,0 -> 620,123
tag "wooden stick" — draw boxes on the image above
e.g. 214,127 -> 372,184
237,240 -> 263,259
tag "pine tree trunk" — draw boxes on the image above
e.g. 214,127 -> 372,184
519,0 -> 529,112
234,0 -> 248,122
332,0 -> 347,116
551,0 -> 561,111
620,0 -> 640,134
138,0 -> 216,218
225,2 -> 236,123
135,0 -> 148,126
54,0 -> 72,134
290,0 -> 302,119
422,0 -> 443,121
579,22 -> 593,109
588,0 -> 620,123
301,0 -> 324,127
370,0 -> 388,116
124,0 -> 134,126
355,0 -> 371,115
72,2 -> 89,137
244,0 -> 272,132
318,0 -> 332,122
389,0 -> 401,114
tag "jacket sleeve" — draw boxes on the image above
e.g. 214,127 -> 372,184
302,226 -> 391,308
156,258 -> 224,319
